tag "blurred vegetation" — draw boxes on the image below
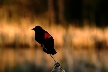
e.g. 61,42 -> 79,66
0,0 -> 108,27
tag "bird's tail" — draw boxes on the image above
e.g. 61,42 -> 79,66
43,47 -> 57,55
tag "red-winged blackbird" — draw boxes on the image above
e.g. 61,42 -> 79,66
32,26 -> 57,55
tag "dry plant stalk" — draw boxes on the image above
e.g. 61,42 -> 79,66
51,62 -> 65,72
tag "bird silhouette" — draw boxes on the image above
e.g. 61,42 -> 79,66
32,26 -> 57,55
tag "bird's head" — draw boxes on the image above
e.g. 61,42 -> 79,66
31,26 -> 43,31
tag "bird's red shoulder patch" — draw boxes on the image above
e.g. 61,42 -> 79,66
44,33 -> 51,39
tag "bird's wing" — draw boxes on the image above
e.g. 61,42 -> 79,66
44,32 -> 51,39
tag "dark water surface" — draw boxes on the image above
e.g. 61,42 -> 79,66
0,48 -> 108,72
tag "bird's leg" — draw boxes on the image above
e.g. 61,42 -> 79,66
50,54 -> 56,62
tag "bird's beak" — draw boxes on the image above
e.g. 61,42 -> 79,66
31,28 -> 35,30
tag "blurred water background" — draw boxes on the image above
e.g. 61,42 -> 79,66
0,0 -> 108,72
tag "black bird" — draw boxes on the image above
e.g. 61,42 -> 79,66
32,26 -> 57,55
